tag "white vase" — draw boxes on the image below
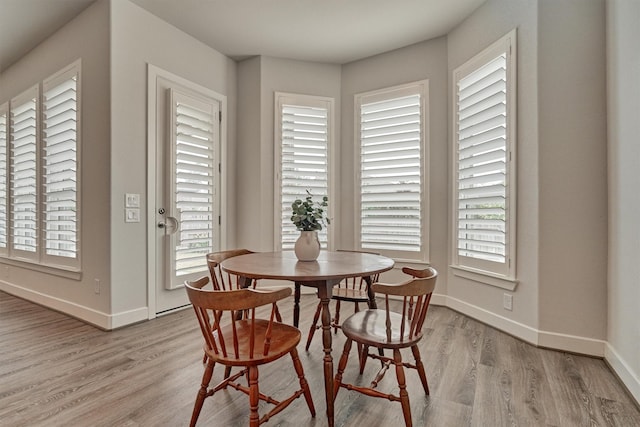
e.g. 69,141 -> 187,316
294,231 -> 321,261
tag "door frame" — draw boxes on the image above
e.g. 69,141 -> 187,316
146,64 -> 228,319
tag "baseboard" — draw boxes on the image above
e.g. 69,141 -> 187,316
109,306 -> 150,329
538,329 -> 605,357
441,294 -> 539,345
0,280 -> 148,330
605,342 -> 640,405
433,294 -> 638,406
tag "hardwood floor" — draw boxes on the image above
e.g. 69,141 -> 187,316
1,290 -> 639,426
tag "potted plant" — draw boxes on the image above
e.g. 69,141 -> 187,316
291,190 -> 329,261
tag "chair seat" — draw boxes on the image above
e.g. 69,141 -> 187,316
341,309 -> 422,349
205,319 -> 301,366
332,287 -> 369,302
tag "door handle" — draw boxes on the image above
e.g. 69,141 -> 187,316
158,216 -> 180,235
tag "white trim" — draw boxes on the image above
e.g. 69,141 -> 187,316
451,265 -> 518,291
146,64 -> 227,319
0,279 -> 147,330
9,85 -> 40,263
450,29 -> 517,279
431,294 -> 607,358
444,294 -> 539,344
538,329 -> 605,357
109,306 -> 149,329
273,92 -> 336,251
605,342 -> 640,404
353,80 -> 430,263
41,59 -> 82,269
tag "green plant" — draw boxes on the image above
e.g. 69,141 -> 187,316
291,190 -> 330,232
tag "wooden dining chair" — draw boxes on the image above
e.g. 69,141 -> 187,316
333,266 -> 438,427
207,249 -> 282,323
207,249 -> 256,290
184,277 -> 316,427
304,250 -> 380,351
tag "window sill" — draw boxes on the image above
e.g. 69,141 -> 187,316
450,265 -> 518,291
0,257 -> 81,280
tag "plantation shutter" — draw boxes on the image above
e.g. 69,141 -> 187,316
359,93 -> 422,253
171,90 -> 216,277
42,73 -> 78,260
0,106 -> 7,253
280,103 -> 329,249
10,89 -> 38,254
456,53 -> 508,264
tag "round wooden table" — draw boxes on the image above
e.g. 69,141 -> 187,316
221,250 -> 394,427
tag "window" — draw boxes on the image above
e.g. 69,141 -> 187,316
275,93 -> 334,250
10,87 -> 39,258
0,104 -> 7,255
42,66 -> 79,263
169,89 -> 217,278
2,60 -> 81,270
355,81 -> 429,261
452,30 -> 516,279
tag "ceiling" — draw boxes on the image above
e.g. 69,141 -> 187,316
0,0 -> 486,72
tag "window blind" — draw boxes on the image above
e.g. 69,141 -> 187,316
173,99 -> 216,276
43,75 -> 78,258
10,95 -> 38,253
456,53 -> 507,263
0,109 -> 7,251
280,104 -> 329,249
359,94 -> 422,252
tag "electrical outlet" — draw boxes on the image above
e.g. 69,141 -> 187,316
94,279 -> 100,294
503,293 -> 513,311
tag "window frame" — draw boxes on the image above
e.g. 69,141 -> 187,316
41,61 -> 81,269
0,103 -> 8,258
1,60 -> 82,273
451,29 -> 517,282
9,85 -> 40,263
274,92 -> 335,251
353,80 -> 429,263
166,87 -> 220,286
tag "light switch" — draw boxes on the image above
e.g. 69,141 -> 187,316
125,193 -> 140,208
125,208 -> 140,223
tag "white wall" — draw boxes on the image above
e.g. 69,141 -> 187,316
447,0 -> 541,338
2,5 -> 635,404
340,37 -> 449,287
109,0 -> 237,320
606,0 -> 640,403
0,0 -> 112,324
447,0 -> 608,355
537,0 -> 608,350
236,56 -> 341,251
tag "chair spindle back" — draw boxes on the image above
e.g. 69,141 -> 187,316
185,277 -> 290,361
372,266 -> 437,342
206,249 -> 255,290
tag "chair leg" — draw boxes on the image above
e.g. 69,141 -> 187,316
333,300 -> 341,334
291,348 -> 316,417
190,359 -> 215,427
393,349 -> 412,427
305,302 -> 322,351
411,345 -> 429,395
293,283 -> 301,327
334,337 -> 353,400
248,366 -> 260,427
359,345 -> 369,374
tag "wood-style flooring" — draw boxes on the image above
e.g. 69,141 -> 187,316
1,290 -> 639,426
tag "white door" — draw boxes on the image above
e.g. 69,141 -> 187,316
151,71 -> 221,314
